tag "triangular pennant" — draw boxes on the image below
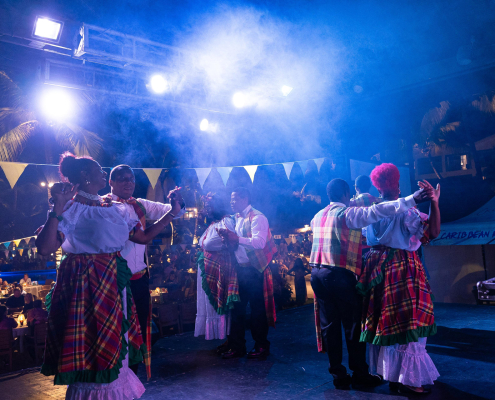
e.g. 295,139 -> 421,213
244,165 -> 258,183
314,158 -> 325,173
284,238 -> 291,245
18,249 -> 23,256
3,241 -> 11,249
13,239 -> 21,247
216,167 -> 233,186
282,162 -> 294,180
180,244 -> 187,250
297,160 -> 308,176
194,168 -> 211,189
159,244 -> 167,252
142,169 -> 162,190
0,162 -> 28,188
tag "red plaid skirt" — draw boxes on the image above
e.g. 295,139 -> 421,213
357,246 -> 436,346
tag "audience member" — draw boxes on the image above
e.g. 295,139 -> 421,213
0,305 -> 17,329
6,288 -> 25,309
27,300 -> 48,326
23,293 -> 34,315
20,273 -> 32,285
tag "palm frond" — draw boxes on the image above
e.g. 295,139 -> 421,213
0,71 -> 25,109
0,120 -> 38,161
420,101 -> 450,137
471,95 -> 495,113
0,108 -> 37,135
55,123 -> 103,160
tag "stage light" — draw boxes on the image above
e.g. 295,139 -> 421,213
40,182 -> 46,187
232,92 -> 246,108
48,182 -> 54,188
281,85 -> 293,96
33,17 -> 63,42
199,119 -> 209,131
40,90 -> 75,121
150,75 -> 168,94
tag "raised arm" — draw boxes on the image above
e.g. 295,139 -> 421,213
140,190 -> 186,220
35,183 -> 78,256
419,180 -> 441,239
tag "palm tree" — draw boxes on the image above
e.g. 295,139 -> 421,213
0,71 -> 103,162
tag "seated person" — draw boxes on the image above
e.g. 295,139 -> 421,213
20,274 -> 32,286
22,293 -> 34,315
0,278 -> 8,288
164,271 -> 179,291
0,305 -> 18,329
27,300 -> 48,326
6,288 -> 25,309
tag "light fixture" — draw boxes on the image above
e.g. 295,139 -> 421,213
33,16 -> 64,42
40,182 -> 46,187
40,89 -> 75,121
281,85 -> 293,96
150,75 -> 168,94
199,119 -> 209,131
48,182 -> 54,188
232,92 -> 246,108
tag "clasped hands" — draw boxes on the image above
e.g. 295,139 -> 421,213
216,228 -> 240,251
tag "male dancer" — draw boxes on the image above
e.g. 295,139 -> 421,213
218,187 -> 277,360
351,175 -> 381,207
310,179 -> 432,389
105,165 -> 185,378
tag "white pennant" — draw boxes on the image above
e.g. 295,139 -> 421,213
142,168 -> 162,189
0,162 -> 28,188
314,158 -> 325,173
282,162 -> 294,180
297,160 -> 308,175
244,165 -> 258,183
194,168 -> 211,188
216,167 -> 232,186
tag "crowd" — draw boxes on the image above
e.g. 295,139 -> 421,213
0,252 -> 57,270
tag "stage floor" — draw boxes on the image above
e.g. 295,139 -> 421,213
1,303 -> 494,400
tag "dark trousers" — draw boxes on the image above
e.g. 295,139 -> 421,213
311,266 -> 368,378
129,270 -> 150,370
228,266 -> 270,351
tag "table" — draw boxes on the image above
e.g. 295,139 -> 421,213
23,286 -> 41,298
12,325 -> 30,353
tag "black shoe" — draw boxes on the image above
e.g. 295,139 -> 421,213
221,349 -> 246,359
247,347 -> 270,360
389,382 -> 401,393
333,374 -> 352,390
352,373 -> 383,387
399,385 -> 432,395
215,341 -> 229,355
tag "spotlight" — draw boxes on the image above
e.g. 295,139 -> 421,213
281,85 -> 293,96
199,119 -> 209,131
40,182 -> 46,187
48,182 -> 54,188
232,92 -> 246,108
41,89 -> 75,121
150,75 -> 168,94
33,17 -> 64,42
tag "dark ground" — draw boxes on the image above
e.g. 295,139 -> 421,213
0,303 -> 494,400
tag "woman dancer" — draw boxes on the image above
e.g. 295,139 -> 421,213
194,193 -> 240,341
357,163 -> 441,395
36,153 -> 181,400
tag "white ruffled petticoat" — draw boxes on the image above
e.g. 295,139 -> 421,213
369,338 -> 440,387
194,268 -> 231,340
65,288 -> 145,400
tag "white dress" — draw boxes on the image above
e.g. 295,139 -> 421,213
365,208 -> 440,387
58,191 -> 145,400
194,217 -> 235,340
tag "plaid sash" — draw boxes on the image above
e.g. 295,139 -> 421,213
263,267 -> 276,328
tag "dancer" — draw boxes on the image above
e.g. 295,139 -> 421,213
351,175 -> 381,207
194,193 -> 240,341
35,153 -> 181,400
217,187 -> 277,360
357,164 -> 441,395
310,178 -> 432,389
105,164 -> 185,379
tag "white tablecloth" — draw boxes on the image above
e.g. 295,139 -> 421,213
23,286 -> 40,298
12,325 -> 30,353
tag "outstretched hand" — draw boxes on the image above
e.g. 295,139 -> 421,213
50,182 -> 78,207
418,180 -> 441,203
167,186 -> 183,214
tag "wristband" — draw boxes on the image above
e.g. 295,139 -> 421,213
49,211 -> 63,222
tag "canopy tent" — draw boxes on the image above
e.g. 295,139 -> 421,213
431,196 -> 495,245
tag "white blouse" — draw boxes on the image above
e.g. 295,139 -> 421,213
199,217 -> 236,252
58,192 -> 139,254
365,208 -> 428,252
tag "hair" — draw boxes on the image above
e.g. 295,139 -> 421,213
355,175 -> 372,193
109,164 -> 134,181
25,293 -> 33,302
14,287 -> 21,293
59,152 -> 96,184
326,179 -> 350,202
0,305 -> 5,322
370,163 -> 400,198
232,187 -> 251,204
33,299 -> 43,309
204,193 -> 230,221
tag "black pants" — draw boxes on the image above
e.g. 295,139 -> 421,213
228,266 -> 270,351
311,266 -> 368,378
129,270 -> 150,370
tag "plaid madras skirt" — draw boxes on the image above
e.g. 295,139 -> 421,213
357,246 -> 436,346
199,250 -> 240,315
41,252 -> 145,385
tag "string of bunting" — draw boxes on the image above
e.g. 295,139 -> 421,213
0,157 -> 327,190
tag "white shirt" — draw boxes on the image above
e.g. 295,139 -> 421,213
20,278 -> 31,285
234,205 -> 269,264
113,195 -> 186,274
199,217 -> 236,252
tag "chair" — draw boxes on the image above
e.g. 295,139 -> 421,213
38,290 -> 50,303
178,302 -> 197,334
155,304 -> 180,337
45,279 -> 54,286
0,329 -> 13,371
41,285 -> 52,291
33,323 -> 47,364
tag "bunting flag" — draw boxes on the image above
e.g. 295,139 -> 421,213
142,168 -> 162,190
0,162 -> 28,188
314,158 -> 325,173
3,241 -> 11,249
282,162 -> 294,180
244,165 -> 258,183
297,160 -> 308,175
13,239 -> 21,247
216,167 -> 233,186
194,168 -> 211,189
159,245 -> 167,252
180,244 -> 187,250
284,238 -> 292,245
18,249 -> 24,256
